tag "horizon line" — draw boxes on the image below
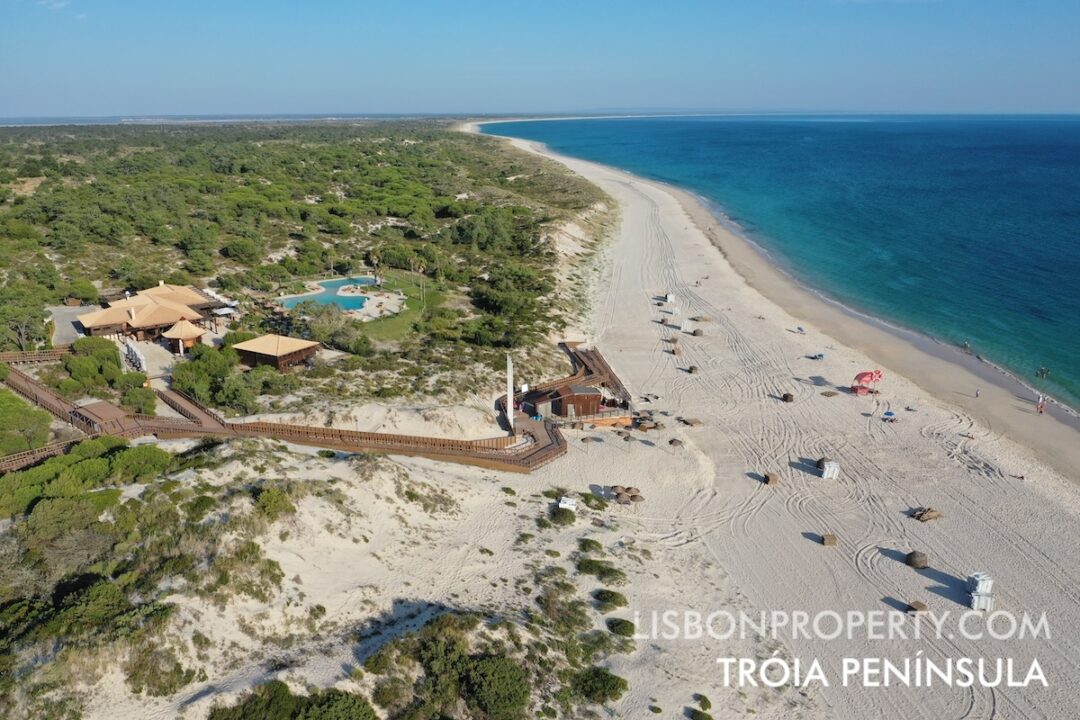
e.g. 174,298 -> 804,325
3,110 -> 1080,128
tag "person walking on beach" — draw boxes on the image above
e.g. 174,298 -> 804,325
975,388 -> 981,399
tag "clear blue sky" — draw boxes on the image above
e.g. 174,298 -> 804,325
2,0 -> 1078,118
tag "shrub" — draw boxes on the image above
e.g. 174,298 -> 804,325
578,538 -> 603,554
115,371 -> 147,391
463,655 -> 530,720
579,492 -> 607,511
253,487 -> 295,520
592,589 -> 628,613
24,497 -> 100,548
575,558 -> 627,585
121,387 -> 157,415
371,679 -> 407,709
549,507 -> 575,526
111,445 -> 172,482
605,618 -> 636,638
687,709 -> 714,720
0,388 -> 52,455
363,645 -> 395,674
571,666 -> 628,704
696,693 -> 712,711
184,494 -> 217,521
125,643 -> 196,696
44,458 -> 111,496
209,681 -> 301,719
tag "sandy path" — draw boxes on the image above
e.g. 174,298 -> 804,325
490,132 -> 1080,718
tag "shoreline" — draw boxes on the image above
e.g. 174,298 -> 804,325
463,120 -> 1080,482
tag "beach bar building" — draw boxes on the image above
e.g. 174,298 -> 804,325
551,385 -> 603,418
231,334 -> 321,371
77,282 -> 222,341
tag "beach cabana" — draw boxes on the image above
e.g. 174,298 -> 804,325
162,319 -> 206,355
231,334 -> 321,371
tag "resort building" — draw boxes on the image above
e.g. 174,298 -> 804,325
77,282 -> 223,340
230,334 -> 321,371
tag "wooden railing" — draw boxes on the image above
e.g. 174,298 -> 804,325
231,421 -> 517,452
1,343 -> 634,476
2,366 -> 76,421
0,435 -> 100,473
0,346 -> 72,364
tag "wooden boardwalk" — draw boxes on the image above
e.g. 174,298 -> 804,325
0,343 -> 626,475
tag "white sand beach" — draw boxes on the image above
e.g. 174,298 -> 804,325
477,129 -> 1080,717
83,127 -> 1080,719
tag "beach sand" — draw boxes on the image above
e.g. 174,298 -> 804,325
81,125 -> 1080,719
470,125 -> 1080,716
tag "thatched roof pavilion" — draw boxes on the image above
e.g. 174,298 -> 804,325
162,319 -> 206,354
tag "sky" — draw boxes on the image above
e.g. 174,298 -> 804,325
1,0 -> 1079,118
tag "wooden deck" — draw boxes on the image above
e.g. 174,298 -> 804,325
0,343 -> 626,475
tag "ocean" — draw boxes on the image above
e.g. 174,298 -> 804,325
482,116 -> 1080,410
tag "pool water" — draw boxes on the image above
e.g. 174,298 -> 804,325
278,277 -> 375,310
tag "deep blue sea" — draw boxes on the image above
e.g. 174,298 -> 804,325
483,116 -> 1080,410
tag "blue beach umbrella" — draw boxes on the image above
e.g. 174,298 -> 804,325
883,411 -> 896,418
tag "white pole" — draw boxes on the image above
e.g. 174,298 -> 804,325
506,353 -> 514,432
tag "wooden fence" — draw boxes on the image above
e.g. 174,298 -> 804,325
0,435 -> 100,474
0,347 -> 72,364
2,366 -> 76,421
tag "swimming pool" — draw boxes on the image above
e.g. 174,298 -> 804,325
278,277 -> 375,310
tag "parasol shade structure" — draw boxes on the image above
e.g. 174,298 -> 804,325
853,369 -> 885,386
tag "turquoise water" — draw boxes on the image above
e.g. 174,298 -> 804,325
279,277 -> 375,310
483,116 -> 1080,409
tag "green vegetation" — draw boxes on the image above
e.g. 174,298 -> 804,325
464,655 -> 531,720
571,666 -> 629,704
575,557 -> 628,586
0,389 -> 52,455
578,537 -> 603,554
0,439 -> 289,714
606,617 -> 636,637
355,613 -> 534,719
171,344 -> 297,414
592,588 -> 628,613
687,709 -> 715,720
0,121 -> 607,407
208,680 -> 376,720
549,506 -> 576,526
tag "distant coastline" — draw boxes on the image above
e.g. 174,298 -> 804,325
468,118 -> 1080,479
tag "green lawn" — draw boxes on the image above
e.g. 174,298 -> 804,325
362,270 -> 449,343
